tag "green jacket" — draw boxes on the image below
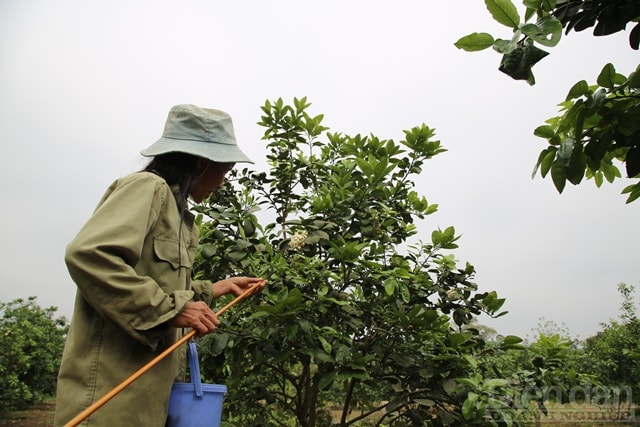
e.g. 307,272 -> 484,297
54,172 -> 213,427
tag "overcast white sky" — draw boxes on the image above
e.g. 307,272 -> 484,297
1,1 -> 637,340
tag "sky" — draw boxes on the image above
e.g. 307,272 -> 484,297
0,1 -> 637,341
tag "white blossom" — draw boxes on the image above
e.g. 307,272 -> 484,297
289,230 -> 308,250
446,289 -> 460,300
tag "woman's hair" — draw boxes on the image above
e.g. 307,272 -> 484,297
142,152 -> 234,205
142,152 -> 205,203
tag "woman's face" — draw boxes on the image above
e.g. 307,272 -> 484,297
190,161 -> 235,203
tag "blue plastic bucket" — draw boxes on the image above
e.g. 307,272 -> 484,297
166,341 -> 227,427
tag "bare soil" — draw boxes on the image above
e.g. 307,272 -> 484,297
0,401 -> 55,427
0,401 -> 637,426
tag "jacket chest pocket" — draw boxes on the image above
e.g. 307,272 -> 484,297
153,237 -> 194,270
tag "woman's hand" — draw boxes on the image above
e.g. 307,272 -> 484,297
212,276 -> 267,299
168,278 -> 265,336
168,301 -> 219,336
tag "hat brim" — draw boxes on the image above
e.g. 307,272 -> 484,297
141,137 -> 254,164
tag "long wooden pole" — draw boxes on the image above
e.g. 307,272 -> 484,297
64,282 -> 262,427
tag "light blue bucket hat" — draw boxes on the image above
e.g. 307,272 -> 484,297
141,104 -> 254,164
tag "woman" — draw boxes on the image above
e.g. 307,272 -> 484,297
54,105 -> 265,427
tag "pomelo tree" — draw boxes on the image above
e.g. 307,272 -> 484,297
193,98 -> 527,426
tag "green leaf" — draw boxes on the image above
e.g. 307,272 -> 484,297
533,148 -> 553,178
618,108 -> 640,136
602,162 -> 621,183
566,80 -> 589,101
311,349 -> 334,363
519,16 -> 562,47
551,162 -> 567,193
533,125 -> 555,139
448,333 -> 471,347
484,378 -> 508,388
384,278 -> 397,296
283,287 -> 303,306
597,63 -> 616,89
318,335 -> 332,354
354,157 -> 373,175
493,38 -> 518,53
298,318 -> 312,334
625,146 -> 640,178
567,152 -> 586,185
523,0 -> 541,9
227,251 -> 247,262
399,283 -> 411,303
431,229 -> 442,245
628,66 -> 640,88
442,226 -> 455,240
318,371 -> 337,390
443,379 -> 458,394
485,0 -> 521,29
337,368 -> 370,380
622,183 -> 640,203
415,398 -> 435,407
286,323 -> 299,340
502,335 -> 523,346
462,395 -> 475,420
249,306 -> 278,317
575,107 -> 586,141
584,132 -> 612,165
306,230 -> 330,244
594,171 -> 604,187
319,296 -> 349,306
454,33 -> 495,51
482,291 -> 506,312
210,333 -> 230,355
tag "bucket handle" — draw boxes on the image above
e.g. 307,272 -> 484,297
187,340 -> 204,398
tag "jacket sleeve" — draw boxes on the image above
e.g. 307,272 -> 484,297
191,279 -> 214,305
65,173 -> 193,349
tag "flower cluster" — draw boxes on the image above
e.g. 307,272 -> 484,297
446,289 -> 461,300
289,230 -> 308,250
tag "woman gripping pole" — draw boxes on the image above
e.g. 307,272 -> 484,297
54,105 -> 266,427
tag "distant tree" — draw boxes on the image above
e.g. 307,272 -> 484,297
579,283 -> 640,405
456,0 -> 640,202
617,281 -> 638,323
192,98 -> 519,426
530,317 -> 573,342
0,296 -> 68,413
476,331 -> 593,426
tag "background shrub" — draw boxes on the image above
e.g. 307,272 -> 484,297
0,296 -> 68,413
